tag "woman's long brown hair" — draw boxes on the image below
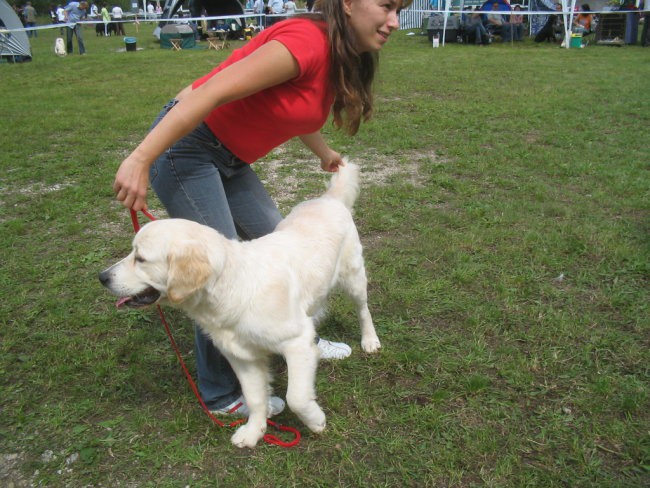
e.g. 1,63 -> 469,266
296,0 -> 398,136
300,0 -> 410,135
311,0 -> 377,135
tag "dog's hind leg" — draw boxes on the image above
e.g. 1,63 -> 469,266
339,236 -> 381,353
284,338 -> 326,433
226,356 -> 271,448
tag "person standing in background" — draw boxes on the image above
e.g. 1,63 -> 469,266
64,0 -> 87,54
510,4 -> 524,41
111,3 -> 124,35
267,0 -> 284,14
253,0 -> 265,27
23,2 -> 38,37
283,0 -> 297,14
100,3 -> 110,35
55,3 -> 66,33
642,0 -> 650,46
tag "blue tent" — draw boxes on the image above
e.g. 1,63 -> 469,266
479,0 -> 512,11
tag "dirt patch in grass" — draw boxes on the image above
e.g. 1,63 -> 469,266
258,147 -> 438,207
1,453 -> 32,488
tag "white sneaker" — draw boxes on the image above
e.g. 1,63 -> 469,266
317,338 -> 352,360
210,395 -> 285,417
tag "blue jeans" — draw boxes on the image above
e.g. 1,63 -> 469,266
26,22 -> 37,38
66,24 -> 85,54
500,23 -> 513,42
466,22 -> 488,44
149,99 -> 282,409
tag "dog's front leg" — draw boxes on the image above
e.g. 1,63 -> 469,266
226,357 -> 270,448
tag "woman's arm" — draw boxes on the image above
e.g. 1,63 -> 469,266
114,40 -> 300,210
299,131 -> 344,172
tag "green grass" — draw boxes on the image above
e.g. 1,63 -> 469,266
1,21 -> 648,487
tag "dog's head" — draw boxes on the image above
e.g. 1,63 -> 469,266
99,219 -> 216,308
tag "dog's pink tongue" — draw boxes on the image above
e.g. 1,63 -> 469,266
115,297 -> 130,308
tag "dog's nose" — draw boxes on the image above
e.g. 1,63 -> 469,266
98,270 -> 111,287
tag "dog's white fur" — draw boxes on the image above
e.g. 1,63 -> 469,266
54,37 -> 66,57
100,162 -> 380,448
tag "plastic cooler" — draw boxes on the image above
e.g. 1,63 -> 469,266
570,33 -> 583,48
124,37 -> 137,51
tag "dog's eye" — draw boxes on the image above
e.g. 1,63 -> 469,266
134,255 -> 146,263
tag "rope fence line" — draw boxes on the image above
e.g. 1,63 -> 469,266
1,12 -> 281,34
409,8 -> 647,15
401,3 -> 646,29
405,6 -> 645,45
1,9 -> 646,35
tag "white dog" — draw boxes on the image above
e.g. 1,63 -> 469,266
99,162 -> 381,448
54,37 -> 66,57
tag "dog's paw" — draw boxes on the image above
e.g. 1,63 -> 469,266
231,423 -> 265,448
361,336 -> 381,353
306,411 -> 327,434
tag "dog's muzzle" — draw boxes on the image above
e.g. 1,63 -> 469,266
98,271 -> 161,308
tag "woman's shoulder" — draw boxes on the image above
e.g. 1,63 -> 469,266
264,17 -> 327,37
256,17 -> 329,74
255,17 -> 328,50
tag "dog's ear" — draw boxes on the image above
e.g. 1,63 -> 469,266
167,242 -> 211,304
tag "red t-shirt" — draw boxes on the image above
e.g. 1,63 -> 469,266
192,18 -> 333,164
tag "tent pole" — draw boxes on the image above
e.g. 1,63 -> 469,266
441,0 -> 450,46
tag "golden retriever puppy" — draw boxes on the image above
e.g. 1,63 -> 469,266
99,162 -> 381,448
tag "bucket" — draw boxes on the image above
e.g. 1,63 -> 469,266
570,33 -> 583,48
124,37 -> 137,52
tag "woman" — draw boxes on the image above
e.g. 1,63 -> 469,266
113,0 -> 407,417
572,3 -> 593,35
100,3 -> 110,36
464,7 -> 489,45
510,4 -> 524,42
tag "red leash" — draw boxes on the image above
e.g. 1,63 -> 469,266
129,209 -> 301,448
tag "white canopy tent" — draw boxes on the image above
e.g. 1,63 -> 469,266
405,0 -> 584,48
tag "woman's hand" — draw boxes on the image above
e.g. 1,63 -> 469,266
320,150 -> 345,172
113,154 -> 150,211
299,131 -> 344,172
110,40 -> 302,211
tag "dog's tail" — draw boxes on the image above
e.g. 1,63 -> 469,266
325,159 -> 360,210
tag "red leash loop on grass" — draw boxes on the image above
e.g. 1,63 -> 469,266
264,419 -> 302,448
128,209 -> 301,448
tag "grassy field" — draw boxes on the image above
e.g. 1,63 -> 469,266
1,20 -> 648,487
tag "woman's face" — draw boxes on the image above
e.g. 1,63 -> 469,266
344,0 -> 401,52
